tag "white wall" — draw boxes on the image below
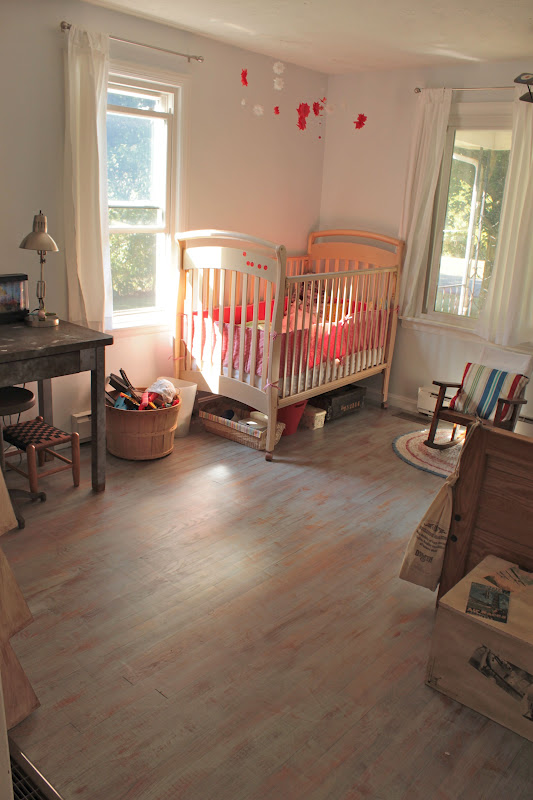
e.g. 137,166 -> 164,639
1,0 -> 326,431
320,59 -> 533,432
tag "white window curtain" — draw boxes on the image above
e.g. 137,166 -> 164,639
64,25 -> 112,331
475,89 -> 533,348
399,88 -> 452,319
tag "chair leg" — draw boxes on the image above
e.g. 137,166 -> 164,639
71,433 -> 80,487
26,445 -> 38,494
424,385 -> 447,448
8,489 -> 47,530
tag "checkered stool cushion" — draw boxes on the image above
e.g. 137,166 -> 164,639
3,419 -> 72,451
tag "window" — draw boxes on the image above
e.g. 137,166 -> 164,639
425,109 -> 512,325
106,69 -> 186,327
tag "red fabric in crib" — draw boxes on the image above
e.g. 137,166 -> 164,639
187,305 -> 389,376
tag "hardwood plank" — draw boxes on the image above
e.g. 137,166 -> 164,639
1,406 -> 531,799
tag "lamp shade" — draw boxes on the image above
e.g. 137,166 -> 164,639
19,212 -> 58,252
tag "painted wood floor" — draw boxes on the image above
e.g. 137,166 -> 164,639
3,404 -> 533,800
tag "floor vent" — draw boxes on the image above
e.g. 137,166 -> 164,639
9,741 -> 63,800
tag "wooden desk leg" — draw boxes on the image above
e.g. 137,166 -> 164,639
37,379 -> 53,423
91,347 -> 106,493
38,379 -> 54,462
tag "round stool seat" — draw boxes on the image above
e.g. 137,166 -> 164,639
0,387 -> 36,416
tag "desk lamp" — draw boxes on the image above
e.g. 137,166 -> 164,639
19,211 -> 59,327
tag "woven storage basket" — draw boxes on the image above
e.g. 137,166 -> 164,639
106,390 -> 180,460
199,398 -> 284,450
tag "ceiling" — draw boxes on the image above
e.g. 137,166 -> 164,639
82,0 -> 533,75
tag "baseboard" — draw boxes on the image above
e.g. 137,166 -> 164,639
365,387 -> 420,414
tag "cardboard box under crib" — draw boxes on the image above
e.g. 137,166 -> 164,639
311,385 -> 366,422
427,555 -> 533,742
199,397 -> 285,451
300,404 -> 327,430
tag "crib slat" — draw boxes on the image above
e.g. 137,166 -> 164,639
302,278 -> 315,393
379,272 -> 392,366
343,273 -> 355,379
227,271 -> 237,380
261,280 -> 273,390
249,277 -> 260,389
238,273 -> 248,381
217,270 -> 225,376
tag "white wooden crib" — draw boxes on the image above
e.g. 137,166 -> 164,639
175,229 -> 404,459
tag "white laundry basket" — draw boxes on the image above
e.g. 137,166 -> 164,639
159,377 -> 198,437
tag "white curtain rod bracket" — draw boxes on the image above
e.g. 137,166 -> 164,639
60,21 -> 204,63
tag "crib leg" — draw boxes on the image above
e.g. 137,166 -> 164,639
265,389 -> 279,461
381,365 -> 391,409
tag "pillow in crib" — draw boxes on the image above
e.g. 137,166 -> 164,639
448,362 -> 529,422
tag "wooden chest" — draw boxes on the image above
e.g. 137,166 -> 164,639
427,555 -> 533,742
311,384 -> 366,421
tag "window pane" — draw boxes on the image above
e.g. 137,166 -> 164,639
109,207 -> 161,227
434,129 -> 511,319
110,232 -> 158,311
108,89 -> 158,111
107,113 -> 167,206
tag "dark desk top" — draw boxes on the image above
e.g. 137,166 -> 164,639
0,320 -> 113,365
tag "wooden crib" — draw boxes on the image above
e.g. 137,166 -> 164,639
175,228 -> 404,459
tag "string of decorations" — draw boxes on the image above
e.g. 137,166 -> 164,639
240,61 -> 367,136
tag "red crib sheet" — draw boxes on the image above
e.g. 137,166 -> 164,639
186,304 -> 390,377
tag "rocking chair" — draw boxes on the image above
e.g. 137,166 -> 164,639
424,348 -> 532,450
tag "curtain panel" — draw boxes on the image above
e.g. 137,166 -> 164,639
475,89 -> 533,348
399,88 -> 452,319
64,25 -> 111,332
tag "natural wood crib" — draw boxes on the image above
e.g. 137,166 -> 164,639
175,228 -> 404,459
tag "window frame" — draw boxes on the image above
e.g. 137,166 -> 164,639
421,101 -> 513,333
106,62 -> 189,330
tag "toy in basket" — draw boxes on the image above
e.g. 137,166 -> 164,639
199,398 -> 285,450
106,376 -> 180,460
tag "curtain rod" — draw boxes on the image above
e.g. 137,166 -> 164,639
414,86 -> 513,93
60,21 -> 204,63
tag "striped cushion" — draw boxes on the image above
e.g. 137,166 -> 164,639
449,363 -> 529,422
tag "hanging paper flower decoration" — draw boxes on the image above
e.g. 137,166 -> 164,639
253,104 -> 264,116
241,69 -> 248,86
313,101 -> 324,117
354,113 -> 367,129
297,102 -> 310,130
274,106 -> 280,115
273,61 -> 285,75
273,77 -> 284,91
241,99 -> 247,106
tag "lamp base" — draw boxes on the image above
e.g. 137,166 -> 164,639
25,312 -> 59,328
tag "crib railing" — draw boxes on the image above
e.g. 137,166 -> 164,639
279,266 -> 398,399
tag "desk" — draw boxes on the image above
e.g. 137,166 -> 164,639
0,321 -> 113,492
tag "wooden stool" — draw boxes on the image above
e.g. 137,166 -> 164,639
3,416 -> 80,494
0,387 -> 46,529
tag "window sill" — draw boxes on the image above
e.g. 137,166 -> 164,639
106,310 -> 172,337
400,316 -> 533,355
400,315 -> 484,342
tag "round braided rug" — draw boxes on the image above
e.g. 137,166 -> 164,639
392,429 -> 463,478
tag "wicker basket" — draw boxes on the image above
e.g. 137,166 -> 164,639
106,391 -> 180,460
199,398 -> 285,450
